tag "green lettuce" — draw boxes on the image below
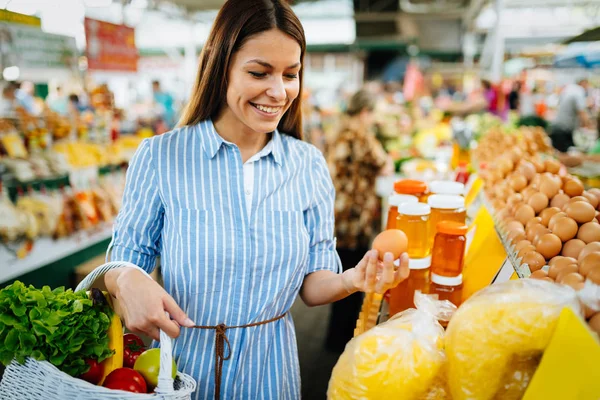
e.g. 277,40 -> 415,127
0,281 -> 114,377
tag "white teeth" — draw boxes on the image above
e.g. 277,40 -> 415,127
253,104 -> 280,114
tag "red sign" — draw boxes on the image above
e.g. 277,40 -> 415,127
84,18 -> 138,72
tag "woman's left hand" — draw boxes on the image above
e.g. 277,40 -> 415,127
342,250 -> 410,294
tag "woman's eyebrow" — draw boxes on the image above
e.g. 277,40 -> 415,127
246,59 -> 301,69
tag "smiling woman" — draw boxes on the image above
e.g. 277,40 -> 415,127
103,0 -> 409,399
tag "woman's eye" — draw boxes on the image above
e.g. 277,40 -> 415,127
285,74 -> 298,79
249,71 -> 266,78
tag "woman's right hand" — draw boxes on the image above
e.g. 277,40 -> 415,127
105,267 -> 195,341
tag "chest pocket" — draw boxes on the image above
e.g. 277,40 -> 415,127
251,210 -> 310,285
165,208 -> 236,300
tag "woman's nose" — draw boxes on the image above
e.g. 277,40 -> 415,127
266,78 -> 286,102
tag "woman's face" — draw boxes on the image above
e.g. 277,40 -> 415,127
224,29 -> 301,135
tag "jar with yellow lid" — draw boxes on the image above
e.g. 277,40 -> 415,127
396,202 -> 431,259
386,194 -> 419,229
394,179 -> 428,202
427,194 -> 466,247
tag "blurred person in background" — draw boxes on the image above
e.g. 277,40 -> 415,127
508,81 -> 521,112
152,80 -> 175,128
549,79 -> 591,152
324,89 -> 394,353
15,81 -> 36,113
0,81 -> 19,114
47,85 -> 68,115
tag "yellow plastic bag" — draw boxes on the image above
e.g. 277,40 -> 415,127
327,292 -> 456,400
445,279 -> 581,400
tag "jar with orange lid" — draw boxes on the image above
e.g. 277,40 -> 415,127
427,194 -> 466,246
430,221 -> 468,279
394,179 -> 428,202
396,203 -> 431,259
388,258 -> 431,316
386,194 -> 418,229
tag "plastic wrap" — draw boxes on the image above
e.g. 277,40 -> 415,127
445,279 -> 581,400
327,292 -> 456,400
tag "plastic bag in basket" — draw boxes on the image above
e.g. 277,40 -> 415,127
327,292 -> 456,400
445,279 -> 581,400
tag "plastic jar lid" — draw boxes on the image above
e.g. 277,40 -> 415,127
394,179 -> 428,195
430,180 -> 465,196
409,256 -> 431,270
431,273 -> 463,286
437,221 -> 469,236
428,194 -> 465,209
398,202 -> 431,216
388,194 -> 419,207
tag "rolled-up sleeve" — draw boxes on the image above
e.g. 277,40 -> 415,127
110,139 -> 164,273
305,150 -> 342,275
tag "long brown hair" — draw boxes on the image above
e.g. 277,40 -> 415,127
178,0 -> 306,140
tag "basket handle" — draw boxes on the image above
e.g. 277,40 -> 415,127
75,262 -> 176,394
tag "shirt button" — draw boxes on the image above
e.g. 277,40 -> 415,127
245,190 -> 251,196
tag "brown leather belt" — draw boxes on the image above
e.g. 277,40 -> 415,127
193,312 -> 287,400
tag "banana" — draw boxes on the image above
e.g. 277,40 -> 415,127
88,289 -> 124,385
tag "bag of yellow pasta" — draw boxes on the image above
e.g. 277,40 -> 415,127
327,292 -> 456,400
445,279 -> 581,400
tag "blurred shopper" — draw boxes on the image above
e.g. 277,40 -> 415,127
47,86 -> 68,115
0,82 -> 19,114
508,81 -> 521,112
152,80 -> 175,128
324,89 -> 394,353
15,81 -> 36,113
549,79 -> 591,152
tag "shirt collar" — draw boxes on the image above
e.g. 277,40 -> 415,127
200,119 -> 283,166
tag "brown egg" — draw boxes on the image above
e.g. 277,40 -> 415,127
539,207 -> 561,227
508,230 -> 526,244
588,188 -> 600,204
533,228 -> 552,247
526,224 -> 544,242
509,175 -> 528,192
587,266 -> 600,285
551,217 -> 579,242
589,313 -> 600,334
559,272 -> 585,290
578,242 -> 600,262
519,161 -> 536,181
564,179 -> 584,197
562,239 -> 586,259
522,187 -> 537,202
515,240 -> 533,252
530,270 -> 548,279
515,204 -> 536,225
531,174 -> 543,189
548,263 -> 578,280
526,217 -> 543,231
522,251 -> 546,271
536,234 -> 562,259
577,222 -> 600,244
544,159 -> 561,174
528,192 -> 549,214
582,191 -> 600,209
531,159 -> 545,173
550,193 -> 570,209
584,305 -> 596,320
548,212 -> 568,231
539,178 -> 560,199
549,256 -> 578,268
372,229 -> 409,260
579,253 -> 600,277
505,220 -> 525,233
567,196 -> 590,205
541,277 -> 555,283
518,244 -> 537,259
564,201 -> 596,224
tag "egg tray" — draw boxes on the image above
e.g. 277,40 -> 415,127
480,192 -> 533,278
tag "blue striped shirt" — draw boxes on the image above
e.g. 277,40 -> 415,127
110,119 -> 340,399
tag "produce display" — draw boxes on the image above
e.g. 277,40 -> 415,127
0,281 -> 176,394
